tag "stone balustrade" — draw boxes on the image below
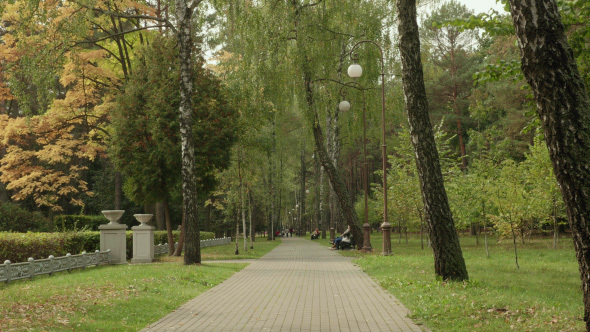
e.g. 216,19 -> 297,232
0,250 -> 111,284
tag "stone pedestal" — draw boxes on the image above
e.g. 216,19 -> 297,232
131,214 -> 154,264
99,223 -> 128,264
100,210 -> 127,264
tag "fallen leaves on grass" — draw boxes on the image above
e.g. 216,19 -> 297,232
0,282 -> 134,331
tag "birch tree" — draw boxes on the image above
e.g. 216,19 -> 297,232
507,0 -> 590,327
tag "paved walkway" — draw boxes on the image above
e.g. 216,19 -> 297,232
142,237 -> 427,332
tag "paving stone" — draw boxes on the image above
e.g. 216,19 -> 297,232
142,237 -> 428,332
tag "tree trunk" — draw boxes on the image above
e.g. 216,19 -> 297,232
553,198 -> 558,250
405,225 -> 408,244
270,154 -> 276,241
453,98 -> 468,170
239,151 -> 247,252
483,200 -> 489,258
249,191 -> 254,249
156,202 -> 166,230
176,0 -> 201,265
297,42 -> 362,246
163,195 -> 175,255
320,160 -> 327,239
418,203 -> 424,250
114,171 -> 122,210
510,219 -> 520,270
396,0 -> 468,281
311,120 -> 362,246
300,137 -> 307,234
314,150 -> 321,231
235,211 -> 239,255
398,217 -> 402,244
508,0 -> 590,326
173,205 -> 185,256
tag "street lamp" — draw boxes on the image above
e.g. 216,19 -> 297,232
348,40 -> 392,256
338,84 -> 372,253
338,100 -> 351,112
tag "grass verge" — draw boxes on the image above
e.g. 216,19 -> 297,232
0,237 -> 281,331
318,233 -> 583,331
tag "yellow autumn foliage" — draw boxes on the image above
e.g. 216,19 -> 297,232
0,0 -> 161,211
0,47 -> 117,211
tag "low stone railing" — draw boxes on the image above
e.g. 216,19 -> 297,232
0,250 -> 111,284
155,237 -> 231,255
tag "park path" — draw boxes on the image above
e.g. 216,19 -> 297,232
141,237 -> 427,332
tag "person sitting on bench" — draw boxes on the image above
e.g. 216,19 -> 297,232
331,225 -> 351,250
311,228 -> 320,240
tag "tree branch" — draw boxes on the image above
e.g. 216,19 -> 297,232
300,0 -> 324,10
74,1 -> 177,33
76,25 -> 168,46
189,0 -> 204,12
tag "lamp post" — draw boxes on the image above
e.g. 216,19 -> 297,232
338,83 -> 372,252
348,40 -> 391,256
295,204 -> 299,235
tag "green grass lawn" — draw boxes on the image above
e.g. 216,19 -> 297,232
0,237 -> 281,331
2,233 -> 580,331
318,232 -> 583,331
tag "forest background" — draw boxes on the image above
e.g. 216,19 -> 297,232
0,0 -> 587,256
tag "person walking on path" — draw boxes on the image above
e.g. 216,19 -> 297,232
142,237 -> 427,332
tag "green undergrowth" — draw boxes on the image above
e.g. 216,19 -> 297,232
320,234 -> 583,331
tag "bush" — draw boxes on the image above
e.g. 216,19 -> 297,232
53,215 -> 108,232
0,232 -> 99,263
0,203 -> 52,232
0,231 -> 219,263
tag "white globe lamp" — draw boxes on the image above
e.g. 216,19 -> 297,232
348,63 -> 363,78
338,100 -> 351,112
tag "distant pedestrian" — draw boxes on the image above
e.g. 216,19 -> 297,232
289,227 -> 293,237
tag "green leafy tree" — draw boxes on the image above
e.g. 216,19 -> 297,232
488,159 -> 528,269
110,36 -> 237,254
421,0 -> 479,169
521,138 -> 566,248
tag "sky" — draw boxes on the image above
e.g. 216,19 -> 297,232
457,0 -> 506,14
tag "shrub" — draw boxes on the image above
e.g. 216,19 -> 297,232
0,203 -> 52,232
0,231 -> 219,263
0,232 -> 99,262
53,215 -> 108,232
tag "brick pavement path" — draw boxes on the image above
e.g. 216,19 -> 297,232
142,237 -> 427,332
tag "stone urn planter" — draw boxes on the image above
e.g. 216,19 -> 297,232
133,214 -> 153,226
101,210 -> 125,225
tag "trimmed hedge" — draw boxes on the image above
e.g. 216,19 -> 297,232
53,215 -> 108,232
0,203 -> 52,232
0,231 -> 216,263
0,232 -> 99,263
